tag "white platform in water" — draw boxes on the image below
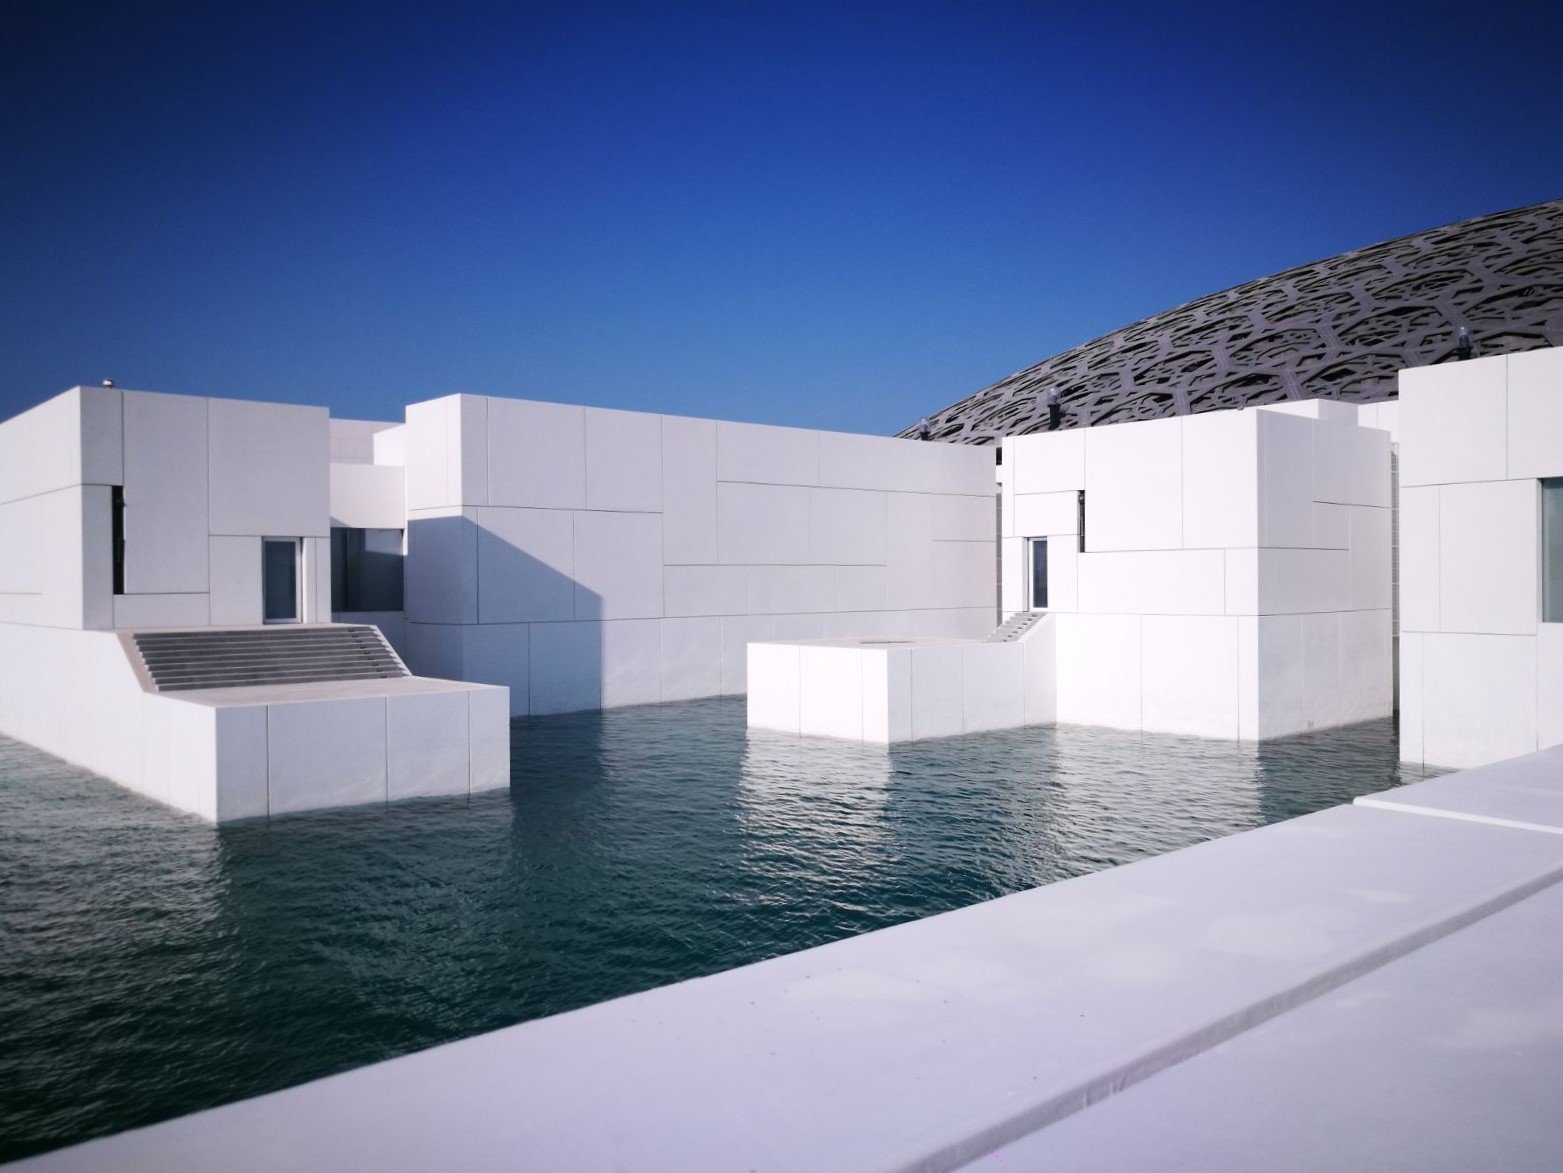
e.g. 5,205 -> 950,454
746,633 -> 1054,743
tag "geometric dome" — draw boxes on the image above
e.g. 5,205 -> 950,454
902,197 -> 1563,444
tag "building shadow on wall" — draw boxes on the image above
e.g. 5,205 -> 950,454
403,514 -> 606,737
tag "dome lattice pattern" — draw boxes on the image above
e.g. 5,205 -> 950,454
905,198 -> 1563,443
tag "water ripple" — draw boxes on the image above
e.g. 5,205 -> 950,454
0,700 -> 1438,1160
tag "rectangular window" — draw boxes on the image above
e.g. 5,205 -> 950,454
1030,538 -> 1048,610
262,538 -> 300,623
1544,480 -> 1563,622
330,527 -> 405,612
111,486 -> 125,595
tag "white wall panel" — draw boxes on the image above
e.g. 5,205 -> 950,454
0,388 -> 81,504
930,492 -> 995,542
585,407 -> 662,512
1507,348 -> 1563,480
1347,507 -> 1393,612
664,565 -> 746,617
662,415 -> 718,564
213,704 -> 269,822
910,644 -> 964,740
529,620 -> 603,714
485,398 -> 586,509
1013,491 -> 1078,539
1224,548 -> 1259,617
406,511 -> 477,624
466,687 -> 512,793
1085,417 -> 1182,551
819,432 -> 914,492
209,536 -> 262,626
961,642 -> 1024,733
1055,613 -> 1141,729
208,398 -> 329,538
1421,633 -> 1536,769
1140,615 -> 1239,738
123,390 -> 209,593
661,617 -> 723,701
799,645 -> 866,740
113,593 -> 209,628
1182,409 -> 1257,549
474,507 -> 574,623
833,565 -> 888,612
718,482 -> 810,565
403,399 -> 455,511
574,510 -> 663,620
267,696 -> 387,815
746,565 -> 833,615
459,623 -> 529,716
1438,478 -> 1537,636
746,643 -> 801,733
329,463 -> 405,529
1536,622 -> 1563,752
1257,411 -> 1314,549
717,420 -> 818,485
1398,356 -> 1508,487
808,487 -> 887,564
1077,550 -> 1224,616
1398,486 -> 1440,633
79,385 -> 123,487
599,619 -> 662,707
1398,630 -> 1423,764
1009,431 -> 1085,495
387,690 -> 470,800
1339,608 -> 1392,724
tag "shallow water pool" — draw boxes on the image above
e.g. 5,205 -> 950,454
0,700 -> 1439,1160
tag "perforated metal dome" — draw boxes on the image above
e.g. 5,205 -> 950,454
904,198 -> 1563,443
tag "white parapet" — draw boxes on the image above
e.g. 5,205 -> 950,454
747,625 -> 1055,743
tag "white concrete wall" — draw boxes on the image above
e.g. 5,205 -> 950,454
0,386 -> 119,628
0,386 -> 333,630
1398,346 -> 1563,769
1003,403 -> 1393,740
0,621 -> 506,821
400,395 -> 997,715
748,626 -> 1054,743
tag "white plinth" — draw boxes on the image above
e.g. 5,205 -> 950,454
747,636 -> 1050,743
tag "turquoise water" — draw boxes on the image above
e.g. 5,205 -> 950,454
0,700 -> 1438,1161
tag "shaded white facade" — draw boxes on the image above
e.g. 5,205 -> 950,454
999,401 -> 1394,739
1397,346 -> 1563,768
390,395 -> 998,715
0,387 -> 509,822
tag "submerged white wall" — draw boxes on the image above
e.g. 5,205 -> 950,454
1398,346 -> 1563,769
398,395 -> 997,715
1002,402 -> 1393,739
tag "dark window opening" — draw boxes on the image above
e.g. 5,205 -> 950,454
111,486 -> 125,595
1544,480 -> 1563,622
1078,489 -> 1087,553
331,527 -> 405,612
1030,538 -> 1048,610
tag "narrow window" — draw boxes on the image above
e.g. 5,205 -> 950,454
111,486 -> 125,595
1544,480 -> 1563,622
1030,538 -> 1049,610
1077,489 -> 1086,553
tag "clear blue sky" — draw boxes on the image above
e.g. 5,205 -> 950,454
2,1 -> 1559,433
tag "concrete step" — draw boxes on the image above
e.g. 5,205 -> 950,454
130,625 -> 409,693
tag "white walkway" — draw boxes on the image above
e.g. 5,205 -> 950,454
19,748 -> 1563,1172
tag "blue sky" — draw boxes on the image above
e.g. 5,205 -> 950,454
2,1 -> 1559,432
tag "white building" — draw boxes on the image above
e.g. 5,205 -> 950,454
748,398 -> 1397,743
0,385 -> 997,821
7,344 -> 1552,816
1397,345 -> 1563,768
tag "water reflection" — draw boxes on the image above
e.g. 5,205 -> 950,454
0,703 -> 1437,1161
